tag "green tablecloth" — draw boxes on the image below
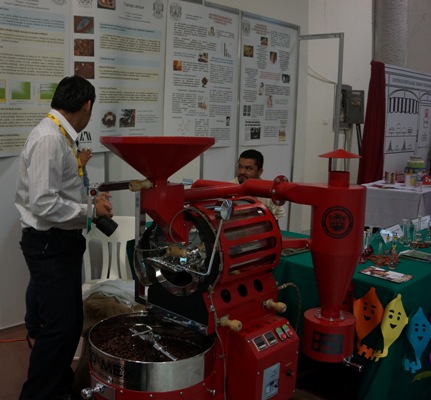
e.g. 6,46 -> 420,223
275,232 -> 431,400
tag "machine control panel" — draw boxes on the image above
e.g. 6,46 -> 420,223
252,335 -> 268,351
252,322 -> 295,351
282,323 -> 294,338
263,331 -> 278,346
230,315 -> 299,400
275,326 -> 287,341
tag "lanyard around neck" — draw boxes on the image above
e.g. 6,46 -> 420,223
47,113 -> 83,177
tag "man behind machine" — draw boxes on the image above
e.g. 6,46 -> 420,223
232,149 -> 286,221
15,75 -> 113,400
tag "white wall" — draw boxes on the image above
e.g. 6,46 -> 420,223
290,0 -> 373,232
0,0 -> 374,329
0,157 -> 24,328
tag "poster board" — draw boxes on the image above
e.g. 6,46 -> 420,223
0,0 -> 167,155
384,64 -> 431,174
0,0 -> 299,172
163,0 -> 239,147
239,12 -> 299,150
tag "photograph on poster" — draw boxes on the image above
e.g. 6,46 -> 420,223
74,62 -> 95,80
243,45 -> 254,57
101,111 -> 117,128
98,0 -> 116,10
74,16 -> 94,33
74,39 -> 95,57
173,60 -> 183,71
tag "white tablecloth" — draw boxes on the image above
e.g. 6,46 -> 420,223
363,180 -> 431,228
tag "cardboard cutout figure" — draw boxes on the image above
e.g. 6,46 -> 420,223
372,293 -> 408,362
403,307 -> 431,373
353,287 -> 384,358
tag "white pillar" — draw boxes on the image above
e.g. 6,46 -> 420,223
374,0 -> 408,66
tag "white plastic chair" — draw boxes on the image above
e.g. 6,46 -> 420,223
82,215 -> 136,284
74,216 -> 137,361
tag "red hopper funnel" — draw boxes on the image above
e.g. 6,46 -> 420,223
100,136 -> 215,184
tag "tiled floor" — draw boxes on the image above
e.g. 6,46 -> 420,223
0,324 -> 359,399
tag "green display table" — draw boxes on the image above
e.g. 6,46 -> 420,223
275,231 -> 431,400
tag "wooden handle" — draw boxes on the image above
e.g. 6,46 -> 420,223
219,315 -> 242,331
128,179 -> 153,192
264,299 -> 287,313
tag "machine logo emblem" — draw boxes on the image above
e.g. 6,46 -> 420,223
322,206 -> 353,238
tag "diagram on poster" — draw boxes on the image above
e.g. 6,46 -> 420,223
384,65 -> 431,173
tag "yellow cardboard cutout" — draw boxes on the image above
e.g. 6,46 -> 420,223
372,293 -> 408,361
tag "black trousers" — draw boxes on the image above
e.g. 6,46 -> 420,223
19,228 -> 86,400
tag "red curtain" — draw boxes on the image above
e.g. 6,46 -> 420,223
357,61 -> 386,184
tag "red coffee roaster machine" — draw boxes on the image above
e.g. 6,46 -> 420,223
82,136 -> 365,400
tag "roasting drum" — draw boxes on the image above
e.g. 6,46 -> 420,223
89,312 -> 216,391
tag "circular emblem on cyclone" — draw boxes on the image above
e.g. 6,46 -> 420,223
322,206 -> 353,239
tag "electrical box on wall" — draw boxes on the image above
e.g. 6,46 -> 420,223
340,85 -> 364,128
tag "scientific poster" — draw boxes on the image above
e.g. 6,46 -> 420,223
239,14 -> 299,147
0,0 -> 166,155
164,0 -> 239,147
0,0 -> 298,157
0,0 -> 70,156
71,0 -> 167,152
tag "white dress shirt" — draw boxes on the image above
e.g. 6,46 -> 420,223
231,177 -> 286,220
15,109 -> 88,230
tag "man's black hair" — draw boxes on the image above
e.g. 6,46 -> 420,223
239,149 -> 264,170
51,75 -> 96,113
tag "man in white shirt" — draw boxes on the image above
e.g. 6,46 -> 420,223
232,149 -> 286,221
15,75 -> 113,400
